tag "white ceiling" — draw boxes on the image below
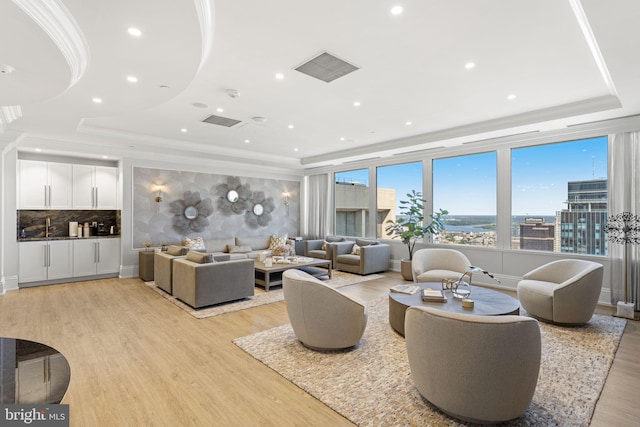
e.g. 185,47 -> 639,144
2,0 -> 639,169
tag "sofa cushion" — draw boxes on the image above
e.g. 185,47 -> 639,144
236,236 -> 272,251
227,245 -> 252,254
186,251 -> 214,264
203,237 -> 236,253
269,234 -> 289,250
336,254 -> 361,265
166,245 -> 188,256
355,238 -> 379,247
183,236 -> 206,251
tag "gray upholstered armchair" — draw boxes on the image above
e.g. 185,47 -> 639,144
172,252 -> 254,308
304,236 -> 346,262
332,239 -> 390,275
283,269 -> 367,350
517,259 -> 603,325
154,245 -> 189,294
405,306 -> 541,424
411,248 -> 471,283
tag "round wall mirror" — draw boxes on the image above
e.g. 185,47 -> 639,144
227,190 -> 239,203
253,203 -> 264,216
184,206 -> 198,219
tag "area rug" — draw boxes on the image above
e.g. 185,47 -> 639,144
144,271 -> 383,319
234,297 -> 626,427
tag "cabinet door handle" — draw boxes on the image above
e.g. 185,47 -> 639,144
48,185 -> 52,208
44,185 -> 48,207
43,245 -> 47,267
94,187 -> 98,208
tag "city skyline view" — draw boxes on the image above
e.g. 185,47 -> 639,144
337,136 -> 608,218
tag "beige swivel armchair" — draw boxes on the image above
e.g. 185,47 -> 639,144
517,259 -> 603,325
411,248 -> 471,283
405,306 -> 541,424
283,269 -> 367,350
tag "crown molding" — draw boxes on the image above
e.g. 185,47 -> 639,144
301,95 -> 622,167
13,0 -> 89,87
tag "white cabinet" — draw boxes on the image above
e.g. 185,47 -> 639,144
73,165 -> 118,209
73,238 -> 120,277
18,240 -> 74,283
18,160 -> 73,209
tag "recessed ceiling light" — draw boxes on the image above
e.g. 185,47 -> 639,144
92,97 -> 102,104
405,121 -> 412,126
102,155 -> 108,159
275,73 -> 284,80
180,128 -> 188,133
126,76 -> 138,83
507,94 -> 517,100
127,27 -> 142,37
244,139 -> 251,143
353,101 -> 361,107
35,148 -> 42,152
465,62 -> 476,69
339,137 -> 345,141
216,107 -> 224,113
391,5 -> 404,15
293,148 -> 299,152
192,102 -> 208,108
288,124 -> 294,129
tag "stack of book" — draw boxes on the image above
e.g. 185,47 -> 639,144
390,284 -> 421,295
422,288 -> 447,303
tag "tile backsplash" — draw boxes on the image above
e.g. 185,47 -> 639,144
18,210 -> 120,239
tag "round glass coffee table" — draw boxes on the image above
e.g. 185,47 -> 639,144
389,283 -> 520,336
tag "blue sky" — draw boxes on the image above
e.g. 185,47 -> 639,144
336,136 -> 608,216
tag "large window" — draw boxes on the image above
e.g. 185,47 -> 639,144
432,152 -> 497,247
335,169 -> 369,237
376,162 -> 422,239
511,136 -> 608,255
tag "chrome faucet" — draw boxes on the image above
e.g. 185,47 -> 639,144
45,217 -> 51,238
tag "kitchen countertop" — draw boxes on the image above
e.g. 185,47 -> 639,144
18,235 -> 121,242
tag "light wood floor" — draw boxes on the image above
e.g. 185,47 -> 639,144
0,273 -> 638,426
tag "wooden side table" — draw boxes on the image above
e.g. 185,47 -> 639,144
139,251 -> 155,281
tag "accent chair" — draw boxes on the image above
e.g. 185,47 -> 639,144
411,248 -> 471,283
517,259 -> 603,325
332,238 -> 391,275
282,269 -> 367,350
405,306 -> 541,424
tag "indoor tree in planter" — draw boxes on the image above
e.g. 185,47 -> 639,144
385,190 -> 448,281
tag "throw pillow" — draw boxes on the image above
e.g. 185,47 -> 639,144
272,244 -> 295,257
186,251 -> 214,264
321,240 -> 329,251
269,234 -> 288,250
355,238 -> 379,247
227,245 -> 252,254
351,244 -> 361,255
166,245 -> 187,256
183,236 -> 206,251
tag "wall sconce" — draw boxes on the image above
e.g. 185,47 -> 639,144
154,184 -> 164,203
282,192 -> 290,206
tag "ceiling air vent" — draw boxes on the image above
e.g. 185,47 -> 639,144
202,114 -> 242,128
295,51 -> 359,83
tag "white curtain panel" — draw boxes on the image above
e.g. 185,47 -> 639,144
608,132 -> 640,308
306,173 -> 333,239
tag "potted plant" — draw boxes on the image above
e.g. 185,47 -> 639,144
385,190 -> 448,280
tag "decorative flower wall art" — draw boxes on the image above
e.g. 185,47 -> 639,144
245,191 -> 275,228
216,176 -> 252,215
169,191 -> 214,234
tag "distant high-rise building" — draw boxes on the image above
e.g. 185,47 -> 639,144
559,179 -> 607,255
520,217 -> 555,251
